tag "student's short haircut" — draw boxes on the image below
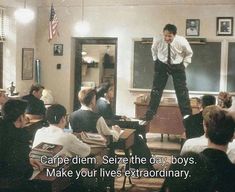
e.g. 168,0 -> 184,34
218,92 -> 233,109
2,99 -> 27,122
78,88 -> 96,106
29,84 -> 44,95
96,82 -> 113,99
163,24 -> 177,35
46,104 -> 66,124
203,105 -> 235,145
201,95 -> 216,109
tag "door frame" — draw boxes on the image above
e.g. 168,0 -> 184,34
73,37 -> 118,111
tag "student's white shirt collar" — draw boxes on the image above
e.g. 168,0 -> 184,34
81,105 -> 92,111
48,124 -> 64,133
100,97 -> 110,104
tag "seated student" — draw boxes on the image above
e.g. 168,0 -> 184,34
70,88 -> 154,170
33,104 -> 90,157
160,152 -> 215,192
218,91 -> 233,110
200,105 -> 235,191
183,95 -> 216,139
181,107 -> 235,163
96,82 -> 124,120
0,99 -> 42,191
22,84 -> 46,119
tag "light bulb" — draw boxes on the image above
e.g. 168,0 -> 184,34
14,8 -> 35,24
74,21 -> 90,36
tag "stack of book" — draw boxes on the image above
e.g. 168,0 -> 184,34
80,132 -> 107,147
30,142 -> 63,168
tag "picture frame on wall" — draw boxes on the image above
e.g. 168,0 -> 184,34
22,48 -> 34,80
216,17 -> 233,36
186,19 -> 200,36
53,44 -> 63,56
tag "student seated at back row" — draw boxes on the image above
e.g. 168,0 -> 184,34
33,104 -> 90,158
22,84 -> 46,119
70,88 -> 155,170
96,82 -> 124,120
0,99 -> 42,192
218,91 -> 233,110
183,95 -> 216,139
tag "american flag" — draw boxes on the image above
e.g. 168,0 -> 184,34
48,4 -> 59,41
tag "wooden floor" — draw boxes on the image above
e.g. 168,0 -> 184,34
115,133 -> 182,192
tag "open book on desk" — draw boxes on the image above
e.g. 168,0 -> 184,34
80,132 -> 107,146
30,142 -> 64,168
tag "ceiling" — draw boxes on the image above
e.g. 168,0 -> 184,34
1,0 -> 235,8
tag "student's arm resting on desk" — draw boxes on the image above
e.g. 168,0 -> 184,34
96,116 -> 120,142
63,133 -> 91,157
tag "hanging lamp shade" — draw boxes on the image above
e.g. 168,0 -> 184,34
14,0 -> 35,24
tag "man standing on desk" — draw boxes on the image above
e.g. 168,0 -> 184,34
145,24 -> 193,121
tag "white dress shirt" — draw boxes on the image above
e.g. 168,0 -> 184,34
81,105 -> 120,141
32,125 -> 91,157
181,134 -> 235,163
151,34 -> 193,67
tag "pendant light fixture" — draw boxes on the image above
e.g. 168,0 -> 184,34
74,0 -> 90,36
14,0 -> 35,24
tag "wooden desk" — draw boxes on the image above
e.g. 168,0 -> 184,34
32,129 -> 135,192
135,102 -> 200,137
33,146 -> 108,192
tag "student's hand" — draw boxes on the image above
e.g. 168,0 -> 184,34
30,158 -> 43,171
112,125 -> 121,134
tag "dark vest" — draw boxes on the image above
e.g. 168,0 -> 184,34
69,109 -> 100,133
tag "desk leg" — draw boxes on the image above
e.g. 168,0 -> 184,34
161,134 -> 163,142
121,149 -> 132,190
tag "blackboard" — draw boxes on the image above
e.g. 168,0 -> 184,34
133,41 -> 221,92
228,43 -> 235,92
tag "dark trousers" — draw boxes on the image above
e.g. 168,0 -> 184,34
147,60 -> 192,117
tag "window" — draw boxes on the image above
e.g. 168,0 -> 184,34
0,8 -> 6,41
0,42 -> 3,88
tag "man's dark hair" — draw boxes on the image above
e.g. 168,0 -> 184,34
201,95 -> 216,109
96,82 -> 113,99
203,105 -> 235,145
46,104 -> 66,124
29,84 -> 44,95
2,99 -> 27,122
163,24 -> 177,35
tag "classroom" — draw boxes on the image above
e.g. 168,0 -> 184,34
0,0 -> 235,191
